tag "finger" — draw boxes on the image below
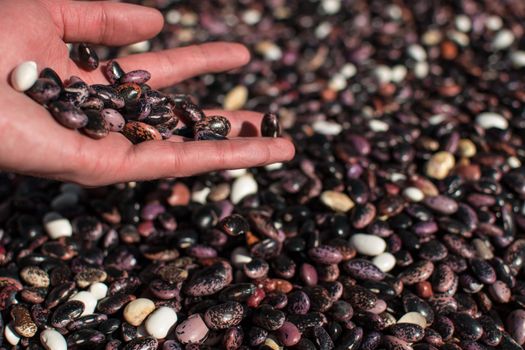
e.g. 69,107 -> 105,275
51,1 -> 164,45
204,110 -> 263,137
118,137 -> 295,182
87,43 -> 250,88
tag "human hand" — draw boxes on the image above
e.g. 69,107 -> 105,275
0,0 -> 295,186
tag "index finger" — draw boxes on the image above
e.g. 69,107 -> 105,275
83,42 -> 251,89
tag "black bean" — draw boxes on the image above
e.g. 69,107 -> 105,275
76,43 -> 99,71
261,112 -> 281,137
252,305 -> 285,331
48,100 -> 88,129
26,78 -> 61,105
104,60 -> 125,85
51,300 -> 85,328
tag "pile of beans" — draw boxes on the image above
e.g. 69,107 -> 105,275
4,0 -> 525,349
12,57 -> 234,144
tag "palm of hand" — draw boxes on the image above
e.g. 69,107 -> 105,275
0,0 -> 294,186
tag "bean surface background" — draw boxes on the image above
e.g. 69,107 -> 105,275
4,0 -> 525,349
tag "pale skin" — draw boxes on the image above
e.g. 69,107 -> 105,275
0,0 -> 295,186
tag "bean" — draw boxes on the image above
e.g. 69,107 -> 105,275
48,100 -> 88,129
26,78 -> 61,105
82,109 -> 110,139
76,43 -> 99,71
120,70 -> 151,85
261,112 -> 281,137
